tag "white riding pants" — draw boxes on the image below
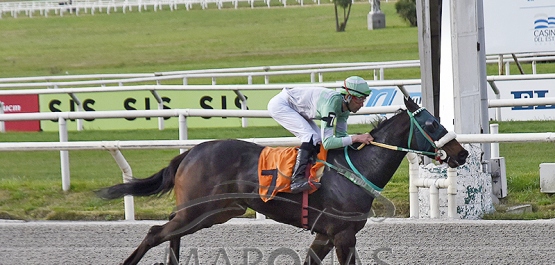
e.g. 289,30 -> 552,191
267,90 -> 321,145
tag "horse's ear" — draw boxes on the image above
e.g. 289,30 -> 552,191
404,96 -> 418,112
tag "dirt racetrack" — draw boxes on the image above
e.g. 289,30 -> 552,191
1,218 -> 555,264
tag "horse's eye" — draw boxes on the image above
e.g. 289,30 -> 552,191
425,119 -> 439,133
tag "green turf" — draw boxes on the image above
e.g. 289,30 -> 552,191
1,2 -> 555,220
1,121 -> 555,220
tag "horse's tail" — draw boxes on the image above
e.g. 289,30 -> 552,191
95,150 -> 189,200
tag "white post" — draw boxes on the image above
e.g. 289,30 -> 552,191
59,117 -> 71,191
429,184 -> 439,218
69,93 -> 84,131
179,114 -> 187,154
447,168 -> 457,218
407,153 -> 420,218
490,123 -> 499,157
109,149 -> 135,221
158,100 -> 165,130
150,88 -> 164,131
408,152 -> 458,219
233,90 -> 248,128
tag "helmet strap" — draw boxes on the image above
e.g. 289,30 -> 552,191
343,80 -> 358,112
343,80 -> 353,97
343,94 -> 353,112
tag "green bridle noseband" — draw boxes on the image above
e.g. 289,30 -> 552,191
407,107 -> 441,157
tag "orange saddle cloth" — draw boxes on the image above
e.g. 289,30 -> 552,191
257,146 -> 328,202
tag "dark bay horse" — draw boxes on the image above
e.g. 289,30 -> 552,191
96,97 -> 468,265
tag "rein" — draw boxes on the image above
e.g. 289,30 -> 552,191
315,145 -> 383,194
358,107 -> 456,158
315,147 -> 395,218
323,107 -> 456,194
365,140 -> 437,157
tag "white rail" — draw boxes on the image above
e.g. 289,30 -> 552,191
1,62 -> 554,89
408,153 -> 457,219
0,0 -> 300,19
0,80 -> 423,93
0,105 -> 402,200
2,132 -> 555,220
0,60 -> 419,84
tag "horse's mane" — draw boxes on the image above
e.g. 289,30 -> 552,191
368,108 -> 407,134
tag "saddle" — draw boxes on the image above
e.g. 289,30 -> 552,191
257,146 -> 328,202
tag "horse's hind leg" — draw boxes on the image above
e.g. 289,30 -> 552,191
123,204 -> 246,265
167,212 -> 180,265
303,233 -> 334,265
123,212 -> 198,265
123,223 -> 169,265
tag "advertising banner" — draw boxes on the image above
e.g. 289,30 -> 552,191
484,0 -> 555,54
487,79 -> 555,121
356,82 -> 555,123
39,90 -> 281,131
349,85 -> 422,124
37,80 -> 555,132
0,95 -> 40,132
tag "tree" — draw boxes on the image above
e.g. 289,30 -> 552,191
395,0 -> 417,27
333,0 -> 353,32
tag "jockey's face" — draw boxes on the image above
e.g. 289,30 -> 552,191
348,96 -> 366,113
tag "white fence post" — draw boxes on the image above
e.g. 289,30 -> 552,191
150,89 -> 165,130
68,93 -> 84,131
490,123 -> 499,157
446,168 -> 457,218
408,152 -> 458,219
407,153 -> 420,218
109,149 -> 135,221
178,114 -> 187,154
58,117 -> 71,191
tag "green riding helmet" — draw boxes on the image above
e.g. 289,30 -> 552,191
337,76 -> 371,97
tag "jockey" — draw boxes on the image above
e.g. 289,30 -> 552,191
267,76 -> 375,193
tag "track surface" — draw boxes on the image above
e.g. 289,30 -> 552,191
1,218 -> 554,264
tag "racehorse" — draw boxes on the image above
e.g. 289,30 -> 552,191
96,97 -> 468,265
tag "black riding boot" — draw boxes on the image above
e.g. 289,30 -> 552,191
290,142 -> 320,193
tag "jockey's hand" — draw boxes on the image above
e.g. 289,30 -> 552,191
351,133 -> 373,145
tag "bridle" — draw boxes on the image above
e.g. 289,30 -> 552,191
358,107 -> 456,161
317,106 -> 457,197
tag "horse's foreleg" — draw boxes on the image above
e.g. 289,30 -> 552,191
303,233 -> 334,265
333,230 -> 357,265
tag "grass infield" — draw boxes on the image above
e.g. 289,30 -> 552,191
1,2 -> 555,220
